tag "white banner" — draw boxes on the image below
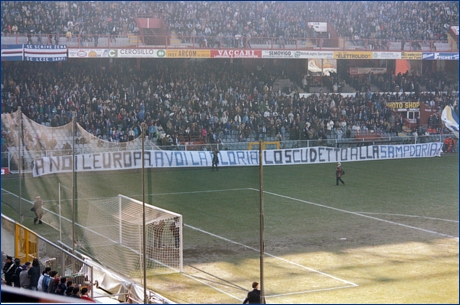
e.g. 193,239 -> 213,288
261,50 -> 335,59
451,25 -> 459,36
350,67 -> 387,75
372,52 -> 402,59
262,50 -> 295,58
32,143 -> 442,177
68,49 -> 109,58
308,22 -> 328,32
108,49 -> 166,58
295,51 -> 334,59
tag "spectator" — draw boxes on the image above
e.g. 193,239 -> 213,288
10,258 -> 22,288
80,287 -> 95,302
47,271 -> 59,294
28,258 -> 41,291
19,262 -> 31,289
54,277 -> 67,295
37,267 -> 52,292
2,255 -> 15,286
71,286 -> 81,298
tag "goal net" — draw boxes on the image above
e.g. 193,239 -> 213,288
77,194 -> 183,278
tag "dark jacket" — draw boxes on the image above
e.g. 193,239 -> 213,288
12,263 -> 22,287
3,261 -> 15,282
28,265 -> 41,287
48,278 -> 59,294
243,289 -> 264,304
55,282 -> 67,295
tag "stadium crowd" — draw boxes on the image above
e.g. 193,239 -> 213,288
2,254 -> 94,301
1,1 -> 458,46
1,1 -> 458,148
1,59 -> 457,149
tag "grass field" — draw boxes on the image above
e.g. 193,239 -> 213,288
1,153 -> 459,304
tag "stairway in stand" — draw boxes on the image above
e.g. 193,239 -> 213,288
304,39 -> 315,48
447,32 -> 458,51
170,31 -> 181,45
128,33 -> 141,45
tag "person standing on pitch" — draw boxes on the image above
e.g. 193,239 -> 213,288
170,217 -> 181,249
336,162 -> 345,186
153,217 -> 165,248
243,281 -> 265,304
33,196 -> 44,225
212,148 -> 219,171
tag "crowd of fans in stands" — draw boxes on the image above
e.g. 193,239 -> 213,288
0,1 -> 458,149
1,1 -> 458,45
1,59 -> 457,150
2,254 -> 94,301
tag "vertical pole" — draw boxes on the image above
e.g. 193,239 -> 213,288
18,107 -> 23,223
119,195 -> 122,244
142,123 -> 147,304
61,251 -> 65,278
59,183 -> 62,242
138,213 -> 143,282
72,113 -> 76,253
179,216 -> 183,272
259,140 -> 264,303
90,266 -> 94,299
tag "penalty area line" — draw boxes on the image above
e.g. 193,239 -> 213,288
252,189 -> 458,240
356,212 -> 459,223
185,223 -> 358,288
267,284 -> 357,299
180,272 -> 243,302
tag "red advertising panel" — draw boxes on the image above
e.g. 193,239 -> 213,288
210,49 -> 261,58
1,167 -> 10,175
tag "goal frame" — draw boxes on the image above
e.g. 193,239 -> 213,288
118,194 -> 183,273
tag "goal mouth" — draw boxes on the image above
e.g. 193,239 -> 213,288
59,191 -> 183,277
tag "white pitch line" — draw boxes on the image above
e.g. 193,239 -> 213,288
47,188 -> 254,203
267,284 -> 357,298
251,188 -> 459,240
5,187 -> 356,298
180,272 -> 243,302
141,188 -> 253,197
356,212 -> 459,223
186,223 -> 358,287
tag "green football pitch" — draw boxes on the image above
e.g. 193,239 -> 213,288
2,154 -> 458,303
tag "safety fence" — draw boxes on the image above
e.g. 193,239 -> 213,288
1,213 -> 94,299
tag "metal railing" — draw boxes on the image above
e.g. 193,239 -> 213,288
1,213 -> 94,299
1,33 -> 457,52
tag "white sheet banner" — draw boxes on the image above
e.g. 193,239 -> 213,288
32,143 -> 442,177
308,22 -> 328,32
350,67 -> 387,75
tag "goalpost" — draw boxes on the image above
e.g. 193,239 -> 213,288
62,192 -> 183,278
